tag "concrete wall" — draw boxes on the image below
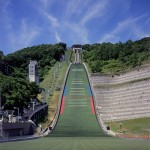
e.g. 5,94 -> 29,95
1,122 -> 36,137
90,65 -> 150,121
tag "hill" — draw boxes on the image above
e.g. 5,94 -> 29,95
0,43 -> 66,110
82,37 -> 150,74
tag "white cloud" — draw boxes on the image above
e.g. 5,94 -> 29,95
80,0 -> 108,26
64,0 -> 107,26
54,31 -> 62,42
8,19 -> 40,51
36,7 -> 59,28
64,0 -> 91,19
133,25 -> 150,39
62,0 -> 108,44
99,15 -> 147,43
39,0 -> 49,7
0,0 -> 10,14
0,0 -> 12,29
35,0 -> 89,44
28,0 -> 54,10
0,1 -> 41,52
64,23 -> 89,44
145,18 -> 150,25
46,13 -> 59,28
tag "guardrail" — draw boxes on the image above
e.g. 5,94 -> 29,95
28,104 -> 48,120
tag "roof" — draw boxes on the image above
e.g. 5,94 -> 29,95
29,60 -> 38,65
72,44 -> 82,49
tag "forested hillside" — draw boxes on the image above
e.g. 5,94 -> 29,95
0,43 -> 66,110
83,37 -> 150,74
1,37 -> 150,111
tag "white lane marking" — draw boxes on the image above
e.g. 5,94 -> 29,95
70,91 -> 84,93
72,78 -> 82,80
72,69 -> 83,71
68,105 -> 86,107
71,82 -> 83,84
68,102 -> 87,105
70,93 -> 85,95
69,99 -> 87,101
71,88 -> 84,90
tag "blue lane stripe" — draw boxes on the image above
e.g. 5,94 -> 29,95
63,86 -> 67,96
88,85 -> 92,96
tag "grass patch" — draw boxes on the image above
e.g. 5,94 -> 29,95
48,91 -> 60,122
71,50 -> 75,62
143,55 -> 150,64
39,51 -> 71,127
66,49 -> 74,62
105,117 -> 150,134
84,62 -> 92,73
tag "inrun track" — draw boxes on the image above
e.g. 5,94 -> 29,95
49,63 -> 105,137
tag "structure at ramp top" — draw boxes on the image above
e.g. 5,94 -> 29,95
49,64 -> 106,137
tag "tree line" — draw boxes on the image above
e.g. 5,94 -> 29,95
0,43 -> 66,111
82,37 -> 150,74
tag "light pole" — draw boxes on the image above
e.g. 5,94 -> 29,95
32,102 -> 35,111
14,107 -> 19,121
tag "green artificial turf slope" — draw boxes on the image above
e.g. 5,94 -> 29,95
1,137 -> 149,150
50,64 -> 104,137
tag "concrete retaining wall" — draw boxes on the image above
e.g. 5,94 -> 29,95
90,65 -> 150,121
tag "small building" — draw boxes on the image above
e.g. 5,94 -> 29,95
1,122 -> 36,137
72,45 -> 82,63
72,44 -> 82,52
28,61 -> 39,84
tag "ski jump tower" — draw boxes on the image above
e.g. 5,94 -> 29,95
29,60 -> 39,84
72,44 -> 82,63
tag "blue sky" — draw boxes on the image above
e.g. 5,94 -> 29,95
0,0 -> 150,54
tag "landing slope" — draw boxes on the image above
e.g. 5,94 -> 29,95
50,64 -> 105,136
1,64 -> 149,150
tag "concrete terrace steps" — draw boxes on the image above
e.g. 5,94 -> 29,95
98,102 -> 149,109
94,84 -> 150,92
90,65 -> 150,121
98,107 -> 150,114
94,93 -> 150,101
90,65 -> 150,86
98,109 -> 150,117
99,112 -> 150,121
96,100 -> 149,107
91,73 -> 150,84
93,80 -> 150,91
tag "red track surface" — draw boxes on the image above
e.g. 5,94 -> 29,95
90,97 -> 95,114
60,97 -> 65,115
